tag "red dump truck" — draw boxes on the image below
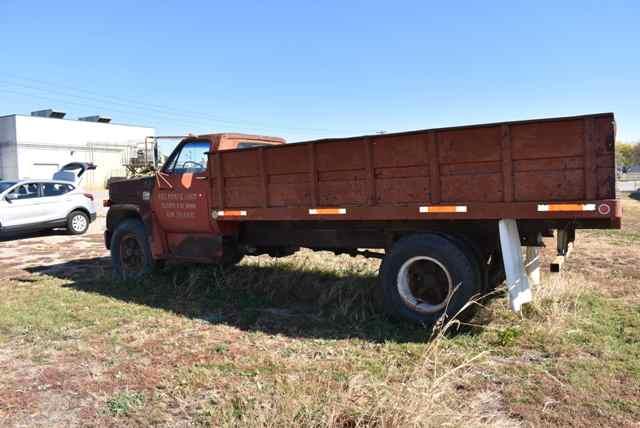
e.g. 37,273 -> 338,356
105,113 -> 620,325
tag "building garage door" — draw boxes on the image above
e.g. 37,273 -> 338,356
31,163 -> 60,179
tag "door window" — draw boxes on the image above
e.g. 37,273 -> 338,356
8,183 -> 41,200
165,140 -> 210,174
42,182 -> 74,197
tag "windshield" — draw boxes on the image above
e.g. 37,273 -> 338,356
155,137 -> 185,166
0,181 -> 16,193
165,140 -> 210,174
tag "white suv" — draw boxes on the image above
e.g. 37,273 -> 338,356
0,163 -> 97,235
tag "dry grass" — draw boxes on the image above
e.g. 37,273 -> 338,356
1,195 -> 639,427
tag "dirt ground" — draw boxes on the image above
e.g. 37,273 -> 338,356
0,221 -> 109,281
0,197 -> 639,427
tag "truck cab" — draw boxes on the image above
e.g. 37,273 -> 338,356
105,133 -> 284,275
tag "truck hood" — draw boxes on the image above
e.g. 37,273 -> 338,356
107,175 -> 155,204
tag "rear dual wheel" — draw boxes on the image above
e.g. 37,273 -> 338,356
380,234 -> 481,327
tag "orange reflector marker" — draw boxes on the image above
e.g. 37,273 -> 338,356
309,208 -> 347,215
537,203 -> 596,212
217,210 -> 247,217
419,205 -> 467,213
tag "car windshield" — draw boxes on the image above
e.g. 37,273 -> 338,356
0,181 -> 17,193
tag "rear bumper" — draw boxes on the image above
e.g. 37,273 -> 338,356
90,212 -> 97,222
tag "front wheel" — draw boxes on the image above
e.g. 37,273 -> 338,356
380,234 -> 481,327
111,219 -> 156,280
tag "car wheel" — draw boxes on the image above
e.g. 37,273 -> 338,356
67,210 -> 90,235
111,218 -> 156,280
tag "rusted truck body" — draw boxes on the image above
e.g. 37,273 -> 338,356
105,113 -> 620,325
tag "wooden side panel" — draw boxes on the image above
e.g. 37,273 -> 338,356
225,176 -> 262,208
441,173 -> 503,202
594,116 -> 616,199
514,170 -> 585,201
438,127 -> 502,164
315,140 -> 367,206
511,120 -> 584,159
209,178 -> 218,207
268,173 -> 311,207
437,126 -> 503,203
427,133 -> 440,204
266,144 -> 311,207
222,149 -> 259,177
584,117 -> 597,200
501,125 -> 514,202
221,149 -> 262,208
510,119 -> 587,201
211,113 -> 616,213
373,134 -> 429,204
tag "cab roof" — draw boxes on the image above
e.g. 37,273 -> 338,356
197,133 -> 285,144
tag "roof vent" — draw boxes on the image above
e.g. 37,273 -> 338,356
78,115 -> 112,123
31,109 -> 66,119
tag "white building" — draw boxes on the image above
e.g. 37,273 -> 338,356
0,109 -> 155,189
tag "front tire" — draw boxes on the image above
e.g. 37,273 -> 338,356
111,219 -> 156,280
67,210 -> 90,235
380,233 -> 481,327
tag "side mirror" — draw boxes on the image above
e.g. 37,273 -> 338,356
5,193 -> 18,202
153,140 -> 159,169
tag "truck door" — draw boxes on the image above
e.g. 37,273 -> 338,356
152,139 -> 219,259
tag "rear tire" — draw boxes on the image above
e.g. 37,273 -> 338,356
111,219 -> 156,280
380,233 -> 481,327
67,210 -> 89,235
445,234 -> 485,293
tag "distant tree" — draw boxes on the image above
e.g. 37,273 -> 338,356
632,142 -> 640,165
616,142 -> 635,169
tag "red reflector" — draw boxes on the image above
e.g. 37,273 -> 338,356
84,193 -> 94,201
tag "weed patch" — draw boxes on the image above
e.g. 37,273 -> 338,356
106,391 -> 145,417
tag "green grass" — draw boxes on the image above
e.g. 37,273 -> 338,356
1,197 -> 640,426
106,391 -> 145,417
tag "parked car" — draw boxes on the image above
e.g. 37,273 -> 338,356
0,163 -> 97,235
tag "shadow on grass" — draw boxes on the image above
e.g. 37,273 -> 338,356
24,255 -> 492,343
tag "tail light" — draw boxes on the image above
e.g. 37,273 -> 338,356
103,199 -> 111,207
83,193 -> 94,201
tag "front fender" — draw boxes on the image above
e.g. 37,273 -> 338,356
105,204 -> 145,250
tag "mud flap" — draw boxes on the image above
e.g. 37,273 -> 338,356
498,219 -> 533,312
525,246 -> 541,287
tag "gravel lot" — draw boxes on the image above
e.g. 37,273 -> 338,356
0,218 -> 109,281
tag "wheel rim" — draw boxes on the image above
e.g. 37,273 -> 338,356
72,214 -> 87,232
119,233 -> 144,275
397,256 -> 453,314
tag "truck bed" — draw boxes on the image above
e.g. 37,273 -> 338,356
208,113 -> 620,227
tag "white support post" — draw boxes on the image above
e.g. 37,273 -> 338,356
498,219 -> 532,312
525,246 -> 541,287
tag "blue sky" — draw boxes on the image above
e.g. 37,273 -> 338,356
1,0 -> 638,142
